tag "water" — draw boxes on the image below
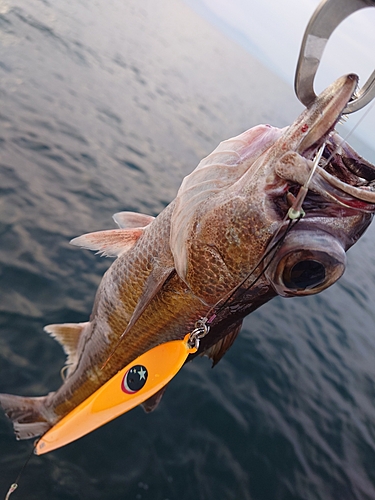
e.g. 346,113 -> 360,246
1,0 -> 375,499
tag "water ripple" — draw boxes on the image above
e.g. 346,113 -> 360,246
1,0 -> 375,499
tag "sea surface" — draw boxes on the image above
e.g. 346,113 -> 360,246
1,1 -> 375,499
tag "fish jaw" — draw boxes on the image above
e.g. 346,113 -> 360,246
276,73 -> 358,157
272,74 -> 375,215
262,74 -> 375,297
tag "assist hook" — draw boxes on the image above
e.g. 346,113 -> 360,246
295,0 -> 375,114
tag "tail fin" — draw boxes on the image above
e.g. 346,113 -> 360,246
0,393 -> 52,440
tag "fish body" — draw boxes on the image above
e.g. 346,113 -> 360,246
2,74 -> 375,441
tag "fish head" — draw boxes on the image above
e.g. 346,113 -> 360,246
171,74 -> 375,304
265,73 -> 375,298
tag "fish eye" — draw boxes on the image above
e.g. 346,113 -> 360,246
283,259 -> 326,290
264,229 -> 346,297
121,365 -> 148,394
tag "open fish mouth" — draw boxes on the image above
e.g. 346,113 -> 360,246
276,74 -> 375,214
265,74 -> 375,297
309,134 -> 375,211
284,134 -> 375,217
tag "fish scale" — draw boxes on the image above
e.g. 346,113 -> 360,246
51,203 -> 208,419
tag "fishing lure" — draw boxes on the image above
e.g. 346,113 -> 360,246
35,331 -> 201,454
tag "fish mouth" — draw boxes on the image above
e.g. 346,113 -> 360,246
296,73 -> 358,155
266,74 -> 375,297
277,73 -> 375,214
306,133 -> 375,212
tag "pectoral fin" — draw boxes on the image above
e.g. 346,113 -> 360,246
125,266 -> 175,335
102,266 -> 175,367
70,228 -> 144,257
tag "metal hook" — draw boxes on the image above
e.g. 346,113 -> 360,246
295,0 -> 375,114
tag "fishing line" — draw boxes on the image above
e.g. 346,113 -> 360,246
203,100 -> 375,330
101,216 -> 301,364
104,102 -> 375,360
202,137 -> 330,327
288,141 -> 326,220
4,442 -> 36,500
342,99 -> 375,141
203,217 -> 301,325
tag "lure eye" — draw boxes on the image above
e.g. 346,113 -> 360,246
265,229 -> 346,297
121,365 -> 148,394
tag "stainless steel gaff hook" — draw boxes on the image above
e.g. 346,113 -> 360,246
295,0 -> 375,113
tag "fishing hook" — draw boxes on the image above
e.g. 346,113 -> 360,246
295,0 -> 375,114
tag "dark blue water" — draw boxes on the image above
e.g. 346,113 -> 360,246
1,1 -> 375,499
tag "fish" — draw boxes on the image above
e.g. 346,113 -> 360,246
1,73 -> 375,443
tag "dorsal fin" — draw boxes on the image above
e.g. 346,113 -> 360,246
112,211 -> 155,229
70,228 -> 144,257
202,321 -> 242,367
44,322 -> 88,376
